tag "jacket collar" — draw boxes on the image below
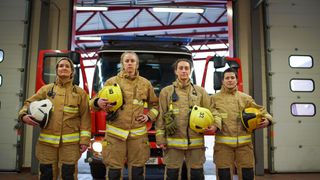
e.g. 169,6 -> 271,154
118,70 -> 139,80
173,79 -> 191,89
220,85 -> 238,95
55,76 -> 73,87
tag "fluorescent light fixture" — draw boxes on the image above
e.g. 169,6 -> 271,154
153,7 -> 204,13
78,36 -> 101,41
76,6 -> 108,11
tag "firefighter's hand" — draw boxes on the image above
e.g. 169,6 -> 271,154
257,117 -> 270,129
164,112 -> 177,136
80,144 -> 88,153
204,125 -> 218,134
136,114 -> 149,123
22,114 -> 39,126
97,98 -> 114,111
159,144 -> 167,150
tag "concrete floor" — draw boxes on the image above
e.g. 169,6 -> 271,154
1,137 -> 320,179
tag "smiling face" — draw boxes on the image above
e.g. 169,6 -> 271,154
175,60 -> 191,82
222,71 -> 238,89
121,52 -> 139,76
56,59 -> 73,79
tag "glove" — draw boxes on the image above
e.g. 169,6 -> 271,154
106,111 -> 118,122
164,111 -> 177,136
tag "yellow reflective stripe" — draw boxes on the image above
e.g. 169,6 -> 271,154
167,138 -> 204,148
215,135 -> 252,145
51,107 -> 55,112
133,99 -> 144,106
63,106 -> 79,113
130,126 -> 147,137
150,108 -> 159,117
39,133 -> 60,145
80,130 -> 91,137
156,129 -> 165,136
62,133 -> 80,143
172,109 -> 179,114
106,124 -> 129,140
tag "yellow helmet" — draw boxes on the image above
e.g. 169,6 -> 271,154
189,105 -> 214,133
99,83 -> 123,112
241,107 -> 262,132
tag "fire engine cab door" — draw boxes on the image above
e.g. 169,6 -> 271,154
0,1 -> 30,170
266,0 -> 320,172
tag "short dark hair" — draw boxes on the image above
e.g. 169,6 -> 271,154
172,58 -> 193,71
223,68 -> 238,79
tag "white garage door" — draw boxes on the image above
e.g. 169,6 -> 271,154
0,0 -> 29,170
266,0 -> 320,172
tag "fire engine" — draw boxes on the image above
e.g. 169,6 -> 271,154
35,36 -> 242,178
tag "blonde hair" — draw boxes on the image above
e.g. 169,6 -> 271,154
120,51 -> 139,70
56,57 -> 75,78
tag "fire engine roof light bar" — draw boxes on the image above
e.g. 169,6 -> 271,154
76,6 -> 108,11
153,7 -> 204,13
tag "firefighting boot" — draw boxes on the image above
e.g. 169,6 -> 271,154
218,168 -> 231,180
190,168 -> 204,180
61,164 -> 75,180
39,164 -> 53,180
166,168 -> 179,180
242,168 -> 254,180
108,168 -> 121,180
131,166 -> 144,180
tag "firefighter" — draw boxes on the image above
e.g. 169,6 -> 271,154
155,59 -> 221,180
90,51 -> 159,180
18,57 -> 91,180
211,68 -> 273,180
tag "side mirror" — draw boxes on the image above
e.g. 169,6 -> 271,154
213,56 -> 227,68
214,71 -> 223,90
68,51 -> 81,65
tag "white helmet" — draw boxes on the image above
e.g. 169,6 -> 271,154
28,99 -> 52,128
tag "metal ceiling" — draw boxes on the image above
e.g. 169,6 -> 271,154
74,0 -> 232,60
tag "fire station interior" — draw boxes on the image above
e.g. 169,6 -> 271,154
0,0 -> 319,179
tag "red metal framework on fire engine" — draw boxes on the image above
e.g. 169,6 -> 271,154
73,1 -> 233,61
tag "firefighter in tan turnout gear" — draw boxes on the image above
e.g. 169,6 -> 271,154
156,59 -> 221,180
90,51 -> 159,180
211,68 -> 273,180
18,58 -> 91,180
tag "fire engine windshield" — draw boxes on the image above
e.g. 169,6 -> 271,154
92,52 -> 192,96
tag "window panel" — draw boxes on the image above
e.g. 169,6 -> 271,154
289,55 -> 313,68
291,103 -> 315,116
290,79 -> 314,92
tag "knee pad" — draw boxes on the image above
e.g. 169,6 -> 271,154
39,164 -> 53,180
190,168 -> 204,180
242,168 -> 254,180
61,164 -> 75,180
218,168 -> 231,180
131,166 -> 144,180
166,168 -> 179,180
108,168 -> 121,180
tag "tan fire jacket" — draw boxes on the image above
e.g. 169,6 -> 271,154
18,78 -> 91,147
211,85 -> 273,147
156,79 -> 221,150
90,70 -> 159,140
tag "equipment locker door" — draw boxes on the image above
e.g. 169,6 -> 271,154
0,0 -> 30,171
266,0 -> 320,172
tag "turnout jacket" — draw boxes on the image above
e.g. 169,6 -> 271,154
18,77 -> 91,147
156,79 -> 221,150
90,70 -> 159,140
211,85 -> 273,147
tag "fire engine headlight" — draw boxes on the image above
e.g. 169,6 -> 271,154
92,141 -> 103,153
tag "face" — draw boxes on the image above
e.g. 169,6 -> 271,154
57,60 -> 73,79
122,53 -> 138,75
175,61 -> 191,82
222,72 -> 238,89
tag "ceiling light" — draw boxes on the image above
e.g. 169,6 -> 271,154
78,36 -> 101,41
76,6 -> 108,11
153,7 -> 204,13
